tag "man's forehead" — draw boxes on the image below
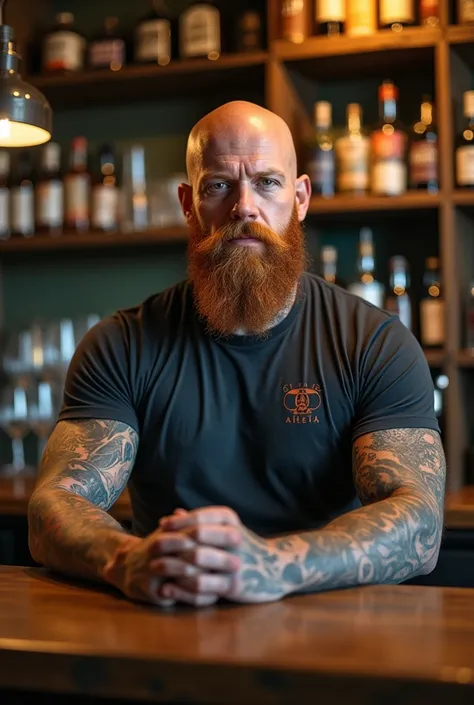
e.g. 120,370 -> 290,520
197,133 -> 288,171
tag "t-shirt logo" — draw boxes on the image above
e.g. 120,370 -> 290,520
283,383 -> 322,424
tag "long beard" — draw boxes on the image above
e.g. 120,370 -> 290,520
187,207 -> 308,337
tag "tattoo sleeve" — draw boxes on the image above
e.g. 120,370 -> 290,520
236,428 -> 446,600
28,419 -> 140,582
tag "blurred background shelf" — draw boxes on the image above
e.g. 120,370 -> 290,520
308,193 -> 441,214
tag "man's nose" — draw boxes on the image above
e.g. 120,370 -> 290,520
230,184 -> 258,221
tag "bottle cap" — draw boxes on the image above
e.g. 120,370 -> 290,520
314,101 -> 332,129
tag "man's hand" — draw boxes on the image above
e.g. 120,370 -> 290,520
102,523 -> 242,608
159,507 -> 289,604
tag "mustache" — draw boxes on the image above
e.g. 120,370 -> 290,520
194,220 -> 290,256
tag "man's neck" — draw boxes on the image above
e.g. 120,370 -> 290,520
233,286 -> 297,336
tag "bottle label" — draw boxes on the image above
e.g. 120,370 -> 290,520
89,38 -> 125,68
409,141 -> 438,185
180,6 -> 221,58
92,185 -> 118,229
346,0 -> 376,35
307,150 -> 335,192
316,0 -> 346,22
12,186 -> 34,234
135,19 -> 171,62
43,31 -> 85,71
456,145 -> 474,186
459,0 -> 474,22
65,174 -> 89,222
36,181 -> 64,228
380,0 -> 414,23
372,161 -> 406,195
336,136 -> 370,191
281,0 -> 306,41
0,187 -> 9,236
421,298 -> 444,345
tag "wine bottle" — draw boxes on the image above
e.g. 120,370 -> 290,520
409,96 -> 438,192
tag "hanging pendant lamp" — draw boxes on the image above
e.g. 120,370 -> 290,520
0,0 -> 52,147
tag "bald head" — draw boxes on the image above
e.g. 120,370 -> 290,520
186,101 -> 297,184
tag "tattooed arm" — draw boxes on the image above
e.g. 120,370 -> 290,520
28,419 -> 141,582
161,427 -> 446,603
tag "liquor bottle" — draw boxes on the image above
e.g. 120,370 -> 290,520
237,8 -> 263,52
346,0 -> 377,35
135,1 -> 172,66
379,0 -> 415,30
385,256 -> 412,331
64,137 -> 90,233
0,151 -> 10,240
42,13 -> 86,73
315,0 -> 345,35
320,245 -> 345,287
409,96 -> 438,192
456,91 -> 474,188
371,80 -> 407,196
420,256 -> 444,348
36,142 -> 64,236
465,281 -> 474,350
180,0 -> 221,60
458,0 -> 474,24
335,103 -> 370,195
347,227 -> 385,308
305,101 -> 335,198
11,152 -> 35,238
420,0 -> 440,26
88,17 -> 126,71
281,0 -> 308,42
91,144 -> 119,232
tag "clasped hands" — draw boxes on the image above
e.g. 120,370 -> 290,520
107,505 -> 287,608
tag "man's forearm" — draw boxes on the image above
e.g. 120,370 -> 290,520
28,490 -> 139,582
238,494 -> 442,599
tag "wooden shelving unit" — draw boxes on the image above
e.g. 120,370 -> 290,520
4,0 -> 474,520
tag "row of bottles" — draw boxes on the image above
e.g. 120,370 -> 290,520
40,1 -> 263,74
319,230 -> 445,347
305,81 -> 438,197
281,0 -> 474,40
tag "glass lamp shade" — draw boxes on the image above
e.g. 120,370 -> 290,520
0,25 -> 52,147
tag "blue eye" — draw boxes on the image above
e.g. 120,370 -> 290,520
206,182 -> 228,193
260,178 -> 278,188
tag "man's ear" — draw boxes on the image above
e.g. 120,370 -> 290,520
178,182 -> 193,222
295,174 -> 311,222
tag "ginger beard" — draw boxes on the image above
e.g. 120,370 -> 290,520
187,206 -> 308,336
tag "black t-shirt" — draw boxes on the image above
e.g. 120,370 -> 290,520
59,273 -> 439,538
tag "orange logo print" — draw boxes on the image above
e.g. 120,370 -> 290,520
282,383 -> 322,424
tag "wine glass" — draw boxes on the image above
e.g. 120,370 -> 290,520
0,379 -> 36,477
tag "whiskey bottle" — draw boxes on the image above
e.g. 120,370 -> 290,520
409,96 -> 438,192
180,0 -> 221,60
91,144 -> 118,232
316,0 -> 345,35
305,101 -> 335,198
281,0 -> 308,43
36,142 -> 64,236
64,137 -> 90,233
379,0 -> 415,30
42,13 -> 86,73
371,80 -> 407,196
135,1 -> 172,66
419,0 -> 440,26
88,17 -> 126,71
420,256 -> 444,348
456,90 -> 474,188
335,103 -> 370,195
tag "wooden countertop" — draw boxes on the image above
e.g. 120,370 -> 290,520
2,477 -> 474,529
1,567 -> 474,704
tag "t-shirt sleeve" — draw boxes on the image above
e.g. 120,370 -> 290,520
58,315 -> 139,434
352,316 -> 439,441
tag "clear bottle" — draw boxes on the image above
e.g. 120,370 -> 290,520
371,79 -> 407,197
0,151 -> 10,240
458,0 -> 474,24
409,96 -> 438,192
11,152 -> 35,238
91,144 -> 119,232
36,142 -> 64,236
420,256 -> 444,348
335,103 -> 370,195
419,0 -> 440,26
320,245 -> 345,287
280,0 -> 307,42
42,12 -> 86,73
135,1 -> 172,66
305,101 -> 335,198
385,256 -> 412,331
180,0 -> 221,60
348,227 -> 385,308
316,0 -> 345,36
379,0 -> 415,30
456,91 -> 474,188
88,17 -> 126,71
64,137 -> 90,233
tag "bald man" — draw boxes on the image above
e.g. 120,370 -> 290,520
29,101 -> 445,607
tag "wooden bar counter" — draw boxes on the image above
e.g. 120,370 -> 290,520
1,567 -> 474,704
